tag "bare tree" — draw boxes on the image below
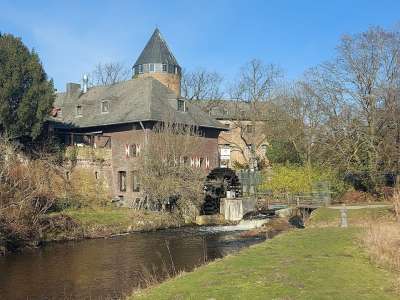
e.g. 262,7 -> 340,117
182,68 -> 224,101
91,62 -> 130,86
136,122 -> 207,219
286,26 -> 400,191
224,59 -> 282,170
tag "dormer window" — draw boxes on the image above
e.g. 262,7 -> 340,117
101,101 -> 110,113
76,105 -> 82,117
177,99 -> 186,112
246,124 -> 255,133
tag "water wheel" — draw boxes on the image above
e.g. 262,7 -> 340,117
201,167 -> 242,215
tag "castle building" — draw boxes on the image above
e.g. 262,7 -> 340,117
49,29 -> 226,206
195,100 -> 269,169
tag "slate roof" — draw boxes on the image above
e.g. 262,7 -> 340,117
193,100 -> 270,121
134,28 -> 179,67
51,77 -> 226,130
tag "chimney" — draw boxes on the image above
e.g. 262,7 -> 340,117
82,74 -> 89,93
66,83 -> 81,97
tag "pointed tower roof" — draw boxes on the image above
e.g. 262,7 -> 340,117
134,28 -> 179,66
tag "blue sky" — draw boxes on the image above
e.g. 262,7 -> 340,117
1,0 -> 400,91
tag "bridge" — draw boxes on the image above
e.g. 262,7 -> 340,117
220,193 -> 331,221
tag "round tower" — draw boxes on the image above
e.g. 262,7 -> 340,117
133,28 -> 181,96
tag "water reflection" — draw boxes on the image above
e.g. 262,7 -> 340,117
0,228 -> 265,299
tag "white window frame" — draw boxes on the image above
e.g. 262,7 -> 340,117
76,105 -> 82,117
101,100 -> 110,114
177,99 -> 186,112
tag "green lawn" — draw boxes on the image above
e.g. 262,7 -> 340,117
132,208 -> 398,300
308,206 -> 393,227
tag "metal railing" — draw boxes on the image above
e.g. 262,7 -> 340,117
255,191 -> 332,208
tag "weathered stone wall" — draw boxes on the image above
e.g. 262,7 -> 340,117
65,146 -> 113,207
220,197 -> 257,221
218,120 -> 268,168
136,72 -> 181,96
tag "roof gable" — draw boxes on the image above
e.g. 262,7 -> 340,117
134,28 -> 179,66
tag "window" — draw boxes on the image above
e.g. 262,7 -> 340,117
210,107 -> 219,116
162,64 -> 167,72
149,63 -> 155,72
174,66 -> 178,74
118,171 -> 127,192
101,101 -> 110,113
76,105 -> 82,116
246,124 -> 255,133
95,171 -> 98,180
261,144 -> 268,155
246,144 -> 253,155
138,64 -> 143,73
177,99 -> 186,112
131,171 -> 140,192
129,144 -> 139,157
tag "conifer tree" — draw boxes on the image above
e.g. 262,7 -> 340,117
0,33 -> 55,140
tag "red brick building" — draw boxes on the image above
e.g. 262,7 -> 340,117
50,29 -> 226,205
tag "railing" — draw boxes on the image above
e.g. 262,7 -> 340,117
255,191 -> 332,208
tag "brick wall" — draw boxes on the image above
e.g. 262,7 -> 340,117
102,123 -> 220,204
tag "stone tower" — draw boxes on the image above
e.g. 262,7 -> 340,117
133,28 -> 181,96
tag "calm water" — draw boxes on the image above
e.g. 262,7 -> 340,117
0,227 -> 265,299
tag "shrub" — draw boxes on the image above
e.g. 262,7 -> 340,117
0,139 -> 64,248
261,164 -> 346,197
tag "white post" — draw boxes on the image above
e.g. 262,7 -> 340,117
340,204 -> 348,228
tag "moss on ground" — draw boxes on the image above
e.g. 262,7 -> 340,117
132,227 -> 398,300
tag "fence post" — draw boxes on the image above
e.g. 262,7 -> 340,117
340,204 -> 348,228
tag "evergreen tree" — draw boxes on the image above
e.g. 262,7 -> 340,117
0,33 -> 55,140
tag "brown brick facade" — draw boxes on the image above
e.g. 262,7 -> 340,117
73,122 -> 221,204
135,72 -> 181,97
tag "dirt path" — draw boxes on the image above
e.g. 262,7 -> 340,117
328,204 -> 391,210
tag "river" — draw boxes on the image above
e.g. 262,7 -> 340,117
0,226 -> 266,299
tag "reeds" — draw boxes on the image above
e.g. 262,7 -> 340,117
361,187 -> 400,291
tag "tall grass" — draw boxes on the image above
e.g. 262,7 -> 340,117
362,222 -> 400,271
361,188 -> 400,291
393,188 -> 400,222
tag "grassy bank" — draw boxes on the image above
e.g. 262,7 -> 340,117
43,207 -> 184,241
307,206 -> 393,227
132,227 -> 397,300
131,206 -> 398,300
